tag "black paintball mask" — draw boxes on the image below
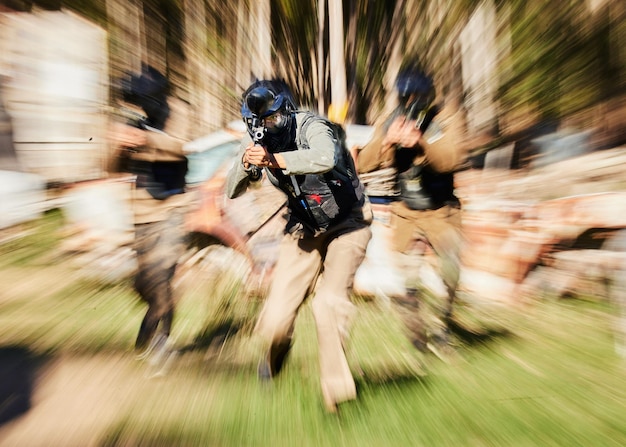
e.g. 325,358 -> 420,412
241,80 -> 296,152
121,65 -> 170,130
394,69 -> 435,124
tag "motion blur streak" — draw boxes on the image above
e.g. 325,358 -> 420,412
1,0 -> 625,445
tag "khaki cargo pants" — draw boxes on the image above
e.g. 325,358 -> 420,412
254,203 -> 372,409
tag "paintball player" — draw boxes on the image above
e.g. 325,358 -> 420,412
109,65 -> 192,364
226,79 -> 372,413
357,65 -> 465,357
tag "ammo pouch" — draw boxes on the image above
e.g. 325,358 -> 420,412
398,164 -> 434,210
303,193 -> 335,230
302,186 -> 349,231
128,159 -> 188,200
299,168 -> 363,232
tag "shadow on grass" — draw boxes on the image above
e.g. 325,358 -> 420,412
0,345 -> 50,426
345,373 -> 431,417
448,318 -> 515,347
178,319 -> 245,354
357,371 -> 429,390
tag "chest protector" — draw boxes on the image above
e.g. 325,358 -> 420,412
269,112 -> 365,234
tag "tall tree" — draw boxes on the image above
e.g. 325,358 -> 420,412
272,0 -> 318,107
255,0 -> 273,79
344,0 -> 403,124
317,0 -> 326,113
328,0 -> 347,123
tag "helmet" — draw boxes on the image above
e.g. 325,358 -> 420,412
241,80 -> 296,151
121,65 -> 170,130
394,68 -> 434,120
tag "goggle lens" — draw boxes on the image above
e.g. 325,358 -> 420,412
263,112 -> 286,132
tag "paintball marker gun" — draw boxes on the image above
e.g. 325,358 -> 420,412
400,100 -> 439,134
246,116 -> 264,181
417,104 -> 439,134
116,105 -> 168,135
116,106 -> 149,130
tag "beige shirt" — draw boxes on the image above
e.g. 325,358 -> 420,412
111,97 -> 196,224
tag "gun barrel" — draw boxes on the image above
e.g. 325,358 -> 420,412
253,129 -> 264,142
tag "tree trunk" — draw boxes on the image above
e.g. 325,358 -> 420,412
328,0 -> 347,123
317,0 -> 326,114
236,0 -> 251,92
255,0 -> 273,79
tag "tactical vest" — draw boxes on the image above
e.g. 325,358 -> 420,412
267,112 -> 365,234
128,158 -> 188,200
397,162 -> 457,210
396,105 -> 461,210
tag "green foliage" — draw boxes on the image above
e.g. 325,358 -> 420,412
500,0 -> 608,121
272,0 -> 318,106
0,209 -> 64,268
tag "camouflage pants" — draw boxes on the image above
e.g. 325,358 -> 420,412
133,211 -> 187,351
388,201 -> 463,350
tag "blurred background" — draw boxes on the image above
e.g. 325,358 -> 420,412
0,0 -> 624,184
1,1 -> 626,446
1,0 -> 625,300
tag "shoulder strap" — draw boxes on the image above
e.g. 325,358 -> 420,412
295,112 -> 357,182
295,111 -> 320,150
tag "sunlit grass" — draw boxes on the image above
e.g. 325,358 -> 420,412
1,210 -> 626,446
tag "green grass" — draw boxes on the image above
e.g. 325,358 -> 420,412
1,210 -> 626,446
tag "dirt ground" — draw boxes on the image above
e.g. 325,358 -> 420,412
0,256 -> 188,447
0,353 -> 150,447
